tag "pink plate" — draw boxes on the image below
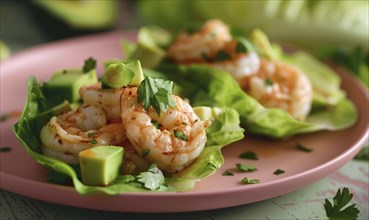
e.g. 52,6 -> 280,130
0,31 -> 368,213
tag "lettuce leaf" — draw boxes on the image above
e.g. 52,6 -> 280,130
153,64 -> 357,138
13,76 -> 244,194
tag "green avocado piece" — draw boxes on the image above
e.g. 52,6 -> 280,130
193,106 -> 222,121
125,60 -> 145,86
33,0 -> 119,30
101,60 -> 145,88
120,40 -> 166,69
43,68 -> 97,106
0,40 -> 10,60
79,146 -> 124,186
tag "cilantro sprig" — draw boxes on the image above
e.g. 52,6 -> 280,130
82,57 -> 96,73
137,76 -> 175,115
324,187 -> 360,220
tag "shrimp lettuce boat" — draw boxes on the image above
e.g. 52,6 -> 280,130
13,61 -> 244,195
121,23 -> 358,138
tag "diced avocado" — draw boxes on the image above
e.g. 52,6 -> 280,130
79,146 -> 124,186
193,106 -> 222,121
103,59 -> 122,70
124,60 -> 145,86
43,68 -> 97,106
33,0 -> 119,30
101,60 -> 145,88
120,40 -> 166,69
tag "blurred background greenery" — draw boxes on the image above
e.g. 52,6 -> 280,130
0,0 -> 368,86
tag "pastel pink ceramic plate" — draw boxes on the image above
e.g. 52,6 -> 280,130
0,31 -> 368,213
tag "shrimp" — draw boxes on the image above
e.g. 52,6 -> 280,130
79,83 -> 124,120
240,58 -> 313,120
40,104 -> 126,164
120,87 -> 211,173
167,19 -> 232,63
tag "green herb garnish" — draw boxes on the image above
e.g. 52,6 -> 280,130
241,177 -> 260,185
0,114 -> 9,122
239,151 -> 258,160
324,187 -> 360,219
215,50 -> 231,61
222,170 -> 234,176
82,57 -> 96,73
142,149 -> 150,157
273,169 -> 285,175
0,147 -> 11,153
174,130 -> 188,141
151,120 -> 160,129
137,76 -> 175,116
87,132 -> 96,138
295,142 -> 313,153
236,37 -> 255,54
89,139 -> 98,145
137,164 -> 166,190
264,78 -> 274,86
236,163 -> 257,172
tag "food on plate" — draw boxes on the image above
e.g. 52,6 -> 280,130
167,20 -> 313,120
122,19 -> 358,138
79,146 -> 124,186
14,59 -> 244,194
120,86 -> 211,173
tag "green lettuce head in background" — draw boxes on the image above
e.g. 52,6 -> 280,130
136,0 -> 368,50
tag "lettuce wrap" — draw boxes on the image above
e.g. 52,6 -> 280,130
13,76 -> 244,194
146,65 -> 357,139
122,25 -> 358,138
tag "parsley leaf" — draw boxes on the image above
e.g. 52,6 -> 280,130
295,142 -> 313,153
137,164 -> 165,190
239,151 -> 258,160
240,177 -> 260,185
174,130 -> 188,141
137,76 -> 175,116
324,187 -> 360,220
82,57 -> 96,73
236,163 -> 257,172
273,169 -> 285,175
222,170 -> 234,176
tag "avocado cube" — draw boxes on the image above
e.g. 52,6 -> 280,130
43,68 -> 97,106
79,146 -> 124,186
193,106 -> 222,121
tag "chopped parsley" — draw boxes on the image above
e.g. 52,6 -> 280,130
273,169 -> 285,175
215,50 -> 232,61
222,170 -> 234,176
236,163 -> 257,172
136,164 -> 166,190
137,76 -> 175,116
142,149 -> 150,157
324,187 -> 360,219
151,120 -> 160,129
89,139 -> 98,145
241,177 -> 260,185
0,114 -> 9,122
82,57 -> 96,73
0,147 -> 11,153
87,132 -> 96,138
295,142 -> 313,153
174,130 -> 188,141
236,37 -> 255,54
239,151 -> 258,160
264,78 -> 274,86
